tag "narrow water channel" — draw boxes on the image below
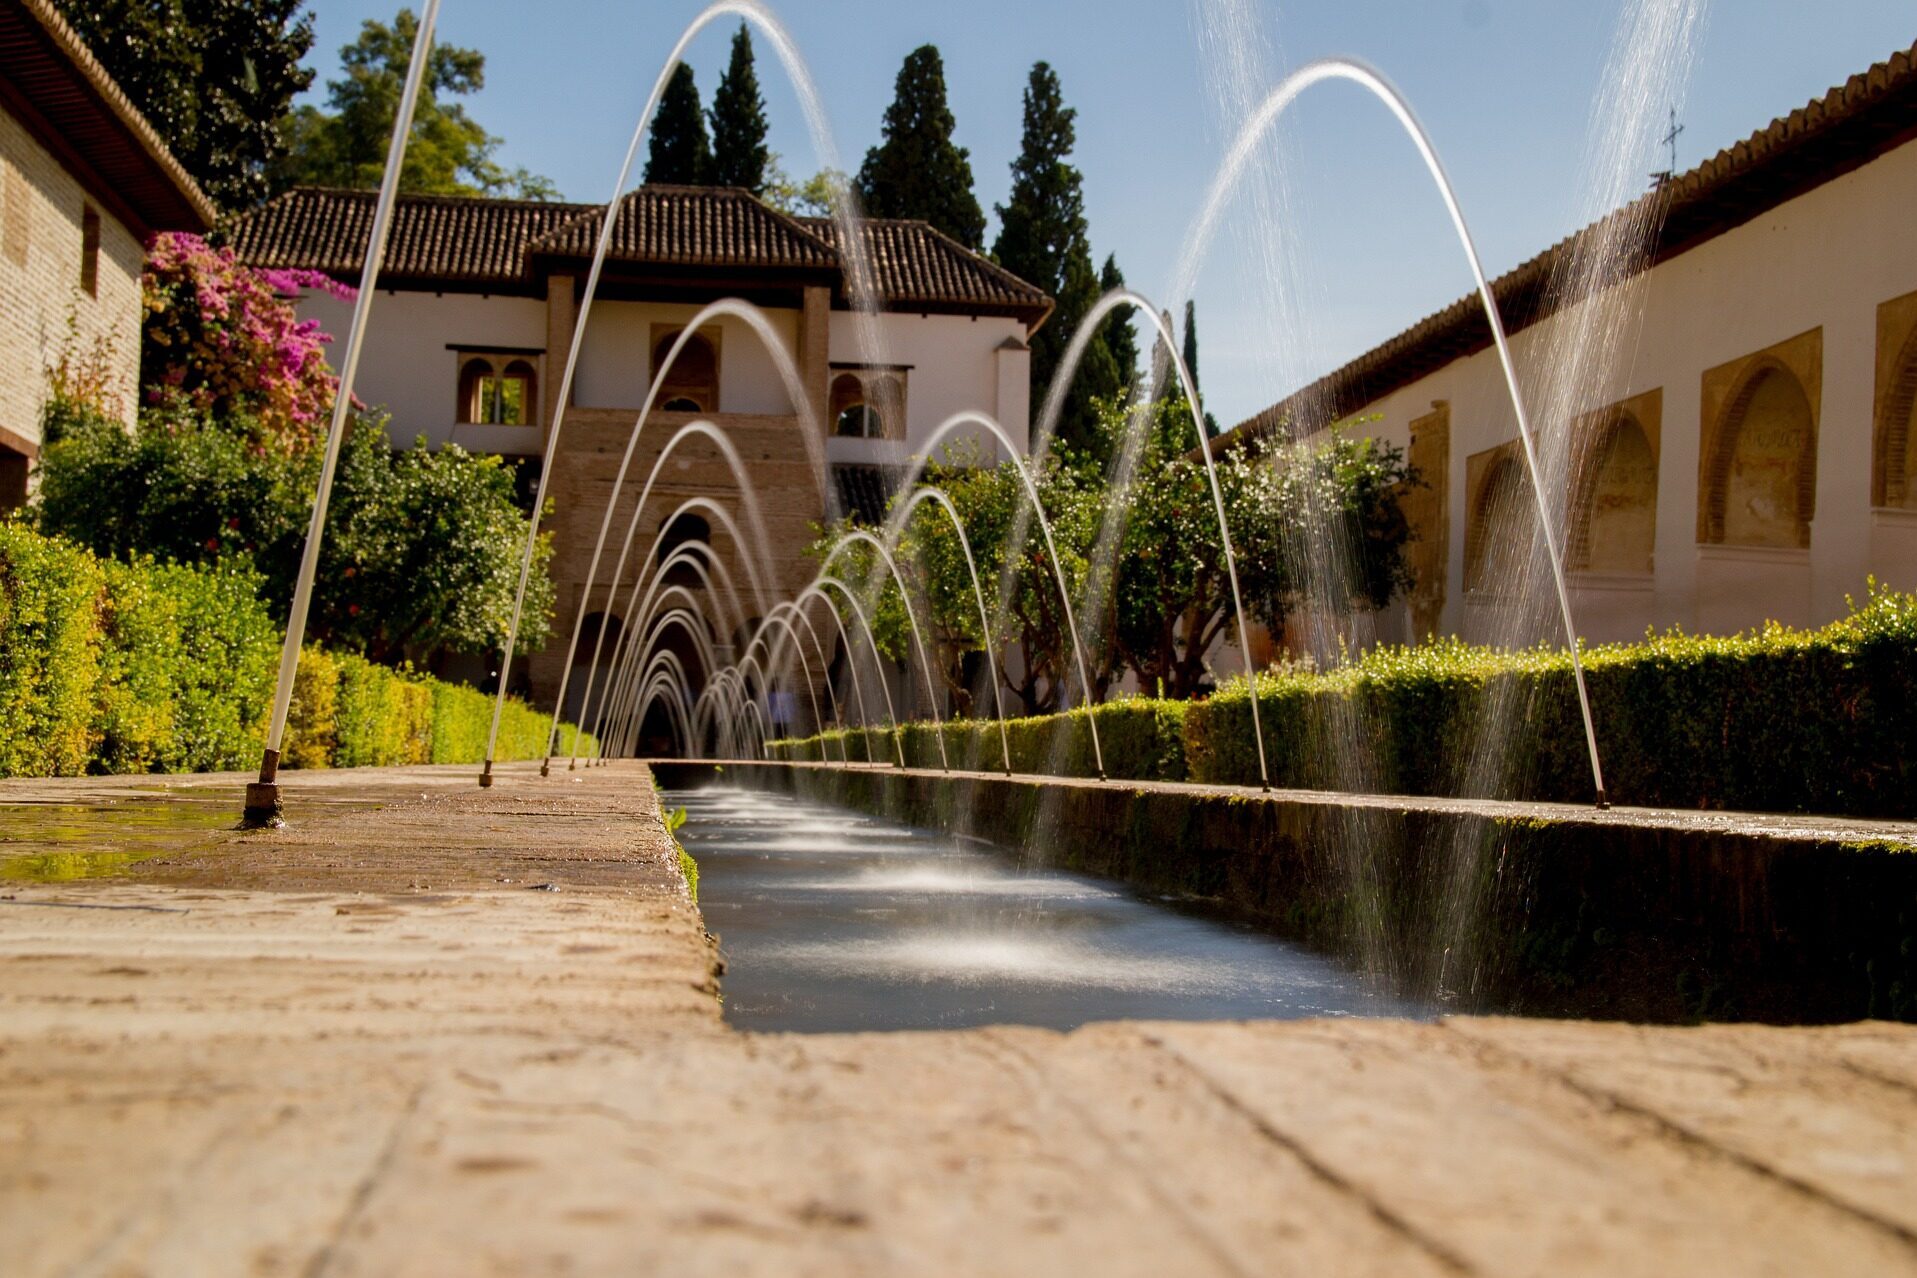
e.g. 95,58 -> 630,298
668,786 -> 1416,1033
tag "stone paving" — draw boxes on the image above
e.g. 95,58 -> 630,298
1,762 -> 1914,1275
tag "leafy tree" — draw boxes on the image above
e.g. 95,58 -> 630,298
33,407 -> 554,666
53,0 -> 314,210
763,164 -> 847,217
804,397 -> 1417,708
644,62 -> 713,185
994,62 -> 1117,455
272,8 -> 557,200
854,46 -> 985,249
708,24 -> 770,193
314,420 -> 554,664
1098,254 -> 1139,392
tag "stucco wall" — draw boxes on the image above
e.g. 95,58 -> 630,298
1328,137 -> 1917,642
825,311 -> 1031,461
294,288 -> 548,451
0,102 -> 143,454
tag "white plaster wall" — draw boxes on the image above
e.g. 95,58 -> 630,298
1323,138 -> 1917,640
573,301 -> 800,416
826,311 -> 1031,461
295,288 -> 546,448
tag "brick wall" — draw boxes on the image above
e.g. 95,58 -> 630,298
0,103 -> 143,465
526,407 -> 832,719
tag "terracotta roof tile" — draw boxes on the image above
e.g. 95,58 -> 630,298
799,216 -> 1053,322
1216,37 -> 1917,453
228,186 -> 1051,326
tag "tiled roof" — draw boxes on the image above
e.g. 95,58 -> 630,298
800,217 -> 1054,324
230,187 -> 590,284
1215,37 -> 1917,453
0,0 -> 214,232
228,186 -> 1052,326
532,185 -> 839,269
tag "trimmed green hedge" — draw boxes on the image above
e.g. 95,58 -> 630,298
770,585 -> 1917,817
0,523 -> 590,776
772,697 -> 1190,781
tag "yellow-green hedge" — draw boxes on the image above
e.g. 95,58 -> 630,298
770,585 -> 1917,818
0,523 -> 591,776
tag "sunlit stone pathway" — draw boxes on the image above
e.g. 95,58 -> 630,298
1,763 -> 1913,1275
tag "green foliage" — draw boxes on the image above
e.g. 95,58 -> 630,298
52,0 -> 314,209
34,409 -> 554,666
273,7 -> 557,199
993,61 -> 1116,453
773,697 -> 1189,782
763,165 -> 846,217
1098,254 -> 1139,392
94,557 -> 278,772
0,522 -> 104,777
854,45 -> 986,249
315,418 -> 556,663
708,24 -> 770,194
770,584 -> 1917,819
644,62 -> 713,185
805,397 -> 1413,712
0,525 -> 589,778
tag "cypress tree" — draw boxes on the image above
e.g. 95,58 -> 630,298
645,62 -> 712,185
709,23 -> 770,194
1098,254 -> 1139,392
1180,299 -> 1219,436
994,62 -> 1116,455
854,45 -> 986,249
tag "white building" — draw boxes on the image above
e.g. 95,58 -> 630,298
232,184 -> 1051,707
1218,39 -> 1917,646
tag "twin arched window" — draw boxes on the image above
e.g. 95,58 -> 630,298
652,330 -> 719,413
831,371 -> 904,439
458,356 -> 537,426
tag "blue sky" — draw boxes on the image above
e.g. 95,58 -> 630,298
300,1 -> 1914,427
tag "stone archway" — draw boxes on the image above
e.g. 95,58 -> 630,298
1703,362 -> 1817,548
1874,325 -> 1917,510
1570,409 -> 1658,575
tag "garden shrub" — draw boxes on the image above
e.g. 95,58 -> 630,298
0,522 -> 103,776
770,586 -> 1917,818
333,654 -> 432,767
0,525 -> 586,777
95,557 -> 278,772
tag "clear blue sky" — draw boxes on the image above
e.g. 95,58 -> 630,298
300,1 -> 1914,427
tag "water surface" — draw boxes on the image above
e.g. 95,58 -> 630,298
670,786 -> 1417,1032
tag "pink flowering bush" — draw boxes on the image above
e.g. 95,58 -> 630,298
141,233 -> 356,454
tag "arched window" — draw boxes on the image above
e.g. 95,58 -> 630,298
831,372 -> 879,438
457,356 -> 536,425
457,358 -> 493,424
1705,365 -> 1816,547
657,512 -> 712,590
652,330 -> 718,413
1465,451 -> 1532,593
1876,329 -> 1917,510
1570,412 -> 1657,574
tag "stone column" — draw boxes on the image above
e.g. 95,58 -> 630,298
542,272 -> 578,449
795,285 -> 831,442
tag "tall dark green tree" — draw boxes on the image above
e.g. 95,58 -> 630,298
1181,299 -> 1219,435
273,9 -> 556,199
994,62 -> 1117,455
708,24 -> 770,194
54,0 -> 314,210
645,62 -> 714,184
854,46 -> 985,249
1098,254 -> 1139,392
